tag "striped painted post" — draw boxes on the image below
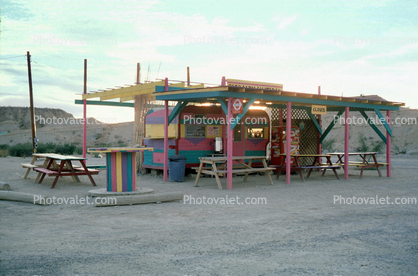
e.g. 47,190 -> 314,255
106,152 -> 137,192
89,147 -> 152,192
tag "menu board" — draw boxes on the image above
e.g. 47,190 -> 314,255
185,125 -> 206,138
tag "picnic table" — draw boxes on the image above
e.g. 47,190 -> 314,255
193,156 -> 275,190
32,154 -> 99,188
21,153 -> 59,179
328,152 -> 388,179
275,154 -> 342,181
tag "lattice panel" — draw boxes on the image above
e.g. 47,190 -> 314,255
270,108 -> 281,126
270,107 -> 320,166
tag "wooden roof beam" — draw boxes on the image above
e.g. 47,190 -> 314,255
82,80 -> 165,100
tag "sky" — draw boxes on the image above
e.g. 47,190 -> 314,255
1,0 -> 417,123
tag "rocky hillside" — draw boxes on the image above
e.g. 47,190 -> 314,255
0,106 -> 134,147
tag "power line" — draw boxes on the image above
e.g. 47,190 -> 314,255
0,55 -> 26,60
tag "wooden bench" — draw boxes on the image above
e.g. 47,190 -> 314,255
194,156 -> 274,190
300,165 -> 342,179
301,165 -> 342,169
34,167 -> 99,188
21,163 -> 41,169
34,167 -> 59,175
339,162 -> 388,167
21,163 -> 42,179
339,162 -> 366,167
338,162 -> 388,178
74,168 -> 100,174
34,167 -> 100,175
193,167 -> 275,175
192,164 -> 264,173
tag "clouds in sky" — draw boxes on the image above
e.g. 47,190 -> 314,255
1,0 -> 417,122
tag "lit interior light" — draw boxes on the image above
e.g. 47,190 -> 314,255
249,106 -> 267,110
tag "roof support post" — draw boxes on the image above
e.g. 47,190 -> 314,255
387,111 -> 391,177
163,82 -> 169,182
344,107 -> 349,180
83,59 -> 87,161
227,97 -> 233,190
319,110 -> 344,144
359,111 -> 387,144
318,86 -> 322,156
286,102 -> 291,185
374,108 -> 392,136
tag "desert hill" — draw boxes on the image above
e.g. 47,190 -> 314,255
0,106 -> 133,147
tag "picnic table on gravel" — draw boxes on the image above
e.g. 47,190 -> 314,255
328,152 -> 388,179
193,156 -> 275,190
32,154 -> 99,188
21,153 -> 58,179
275,154 -> 342,181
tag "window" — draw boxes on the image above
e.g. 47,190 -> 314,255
185,125 -> 206,138
233,124 -> 242,142
247,127 -> 264,138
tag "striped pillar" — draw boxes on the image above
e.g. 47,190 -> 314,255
106,152 -> 137,192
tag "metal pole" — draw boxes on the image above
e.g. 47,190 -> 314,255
27,51 -> 37,153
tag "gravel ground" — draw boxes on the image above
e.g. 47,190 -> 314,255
0,155 -> 417,276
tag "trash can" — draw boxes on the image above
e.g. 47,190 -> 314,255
169,155 -> 187,182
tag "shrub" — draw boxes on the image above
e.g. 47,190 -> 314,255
0,144 -> 10,150
356,134 -> 369,152
371,141 -> 384,153
9,143 -> 34,157
322,138 -> 336,152
7,143 -> 82,157
55,144 -> 76,155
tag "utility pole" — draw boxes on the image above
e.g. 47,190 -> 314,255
136,62 -> 141,84
27,51 -> 37,153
